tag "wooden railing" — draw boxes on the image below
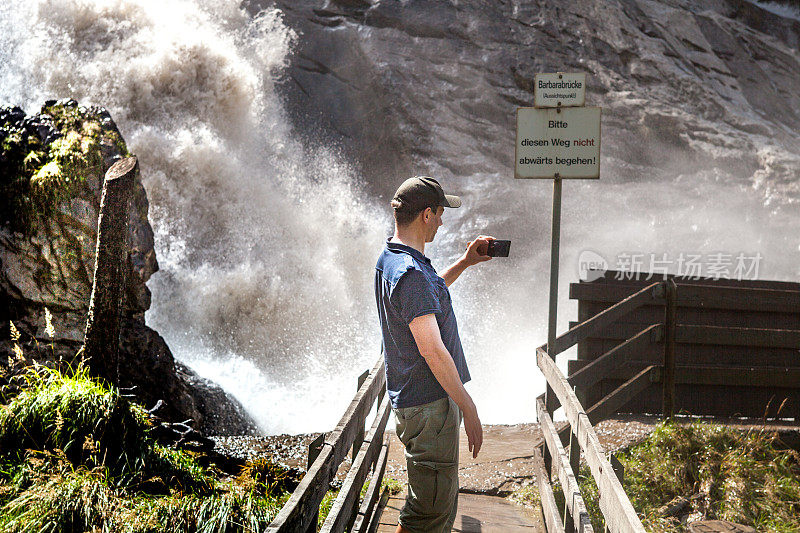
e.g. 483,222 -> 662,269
267,355 -> 391,533
536,281 -> 669,533
570,272 -> 800,419
536,273 -> 800,532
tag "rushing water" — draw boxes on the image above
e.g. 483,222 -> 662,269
0,0 -> 389,433
1,0 -> 798,434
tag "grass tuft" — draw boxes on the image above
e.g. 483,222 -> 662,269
510,420 -> 800,532
0,363 -> 295,531
619,420 -> 800,532
0,363 -> 158,482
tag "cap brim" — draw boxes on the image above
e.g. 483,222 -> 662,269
443,194 -> 461,208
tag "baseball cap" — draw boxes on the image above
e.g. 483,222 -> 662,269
392,176 -> 462,212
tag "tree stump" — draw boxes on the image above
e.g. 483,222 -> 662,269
82,156 -> 137,385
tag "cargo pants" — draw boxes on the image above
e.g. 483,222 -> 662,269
393,396 -> 462,532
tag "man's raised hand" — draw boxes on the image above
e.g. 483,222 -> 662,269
463,235 -> 495,266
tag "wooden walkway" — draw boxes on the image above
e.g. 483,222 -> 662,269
373,426 -> 545,532
376,491 -> 544,532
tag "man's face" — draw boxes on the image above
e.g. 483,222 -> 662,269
424,206 -> 444,243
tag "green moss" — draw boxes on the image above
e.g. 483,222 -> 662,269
28,130 -> 102,218
41,102 -> 83,133
1,130 -> 25,154
1,101 -> 130,235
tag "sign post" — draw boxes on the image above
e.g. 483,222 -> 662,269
547,176 -> 562,413
515,73 -> 601,522
516,73 -> 600,360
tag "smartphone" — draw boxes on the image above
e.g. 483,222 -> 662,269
487,239 -> 511,257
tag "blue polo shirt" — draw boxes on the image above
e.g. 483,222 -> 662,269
374,238 -> 471,408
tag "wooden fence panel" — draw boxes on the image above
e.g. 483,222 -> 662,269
550,282 -> 661,356
572,283 -> 800,313
571,272 -> 800,419
586,365 -> 800,419
321,396 -> 391,533
584,270 -> 799,291
578,301 -> 800,330
586,366 -> 658,425
572,331 -> 800,368
568,325 -> 661,390
268,356 -> 386,532
537,398 -> 594,533
352,442 -> 389,533
537,347 -> 646,533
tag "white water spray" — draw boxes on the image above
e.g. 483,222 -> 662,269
2,0 -> 798,434
0,0 -> 387,434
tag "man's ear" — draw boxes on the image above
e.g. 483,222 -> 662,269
422,207 -> 433,223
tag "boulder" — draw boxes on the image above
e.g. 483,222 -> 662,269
0,100 -> 258,436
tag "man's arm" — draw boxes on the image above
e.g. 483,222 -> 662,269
440,235 -> 495,287
408,313 -> 483,458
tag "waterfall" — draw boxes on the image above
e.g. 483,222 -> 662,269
2,0 -> 798,433
0,0 -> 388,434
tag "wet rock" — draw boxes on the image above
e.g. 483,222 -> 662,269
177,361 -> 260,436
247,0 -> 800,204
0,102 -> 258,436
0,106 -> 26,128
22,114 -> 61,144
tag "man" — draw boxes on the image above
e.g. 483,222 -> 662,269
374,176 -> 494,533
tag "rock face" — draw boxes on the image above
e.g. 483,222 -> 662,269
252,0 -> 800,205
0,100 -> 257,435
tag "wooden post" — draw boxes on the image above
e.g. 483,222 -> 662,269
662,279 -> 677,420
533,448 -> 565,533
347,369 -> 370,532
365,489 -> 390,533
307,433 -> 326,533
376,347 -> 386,411
82,156 -> 137,385
564,388 -> 584,531
605,454 -> 625,533
353,369 -> 369,461
564,429 -> 580,531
